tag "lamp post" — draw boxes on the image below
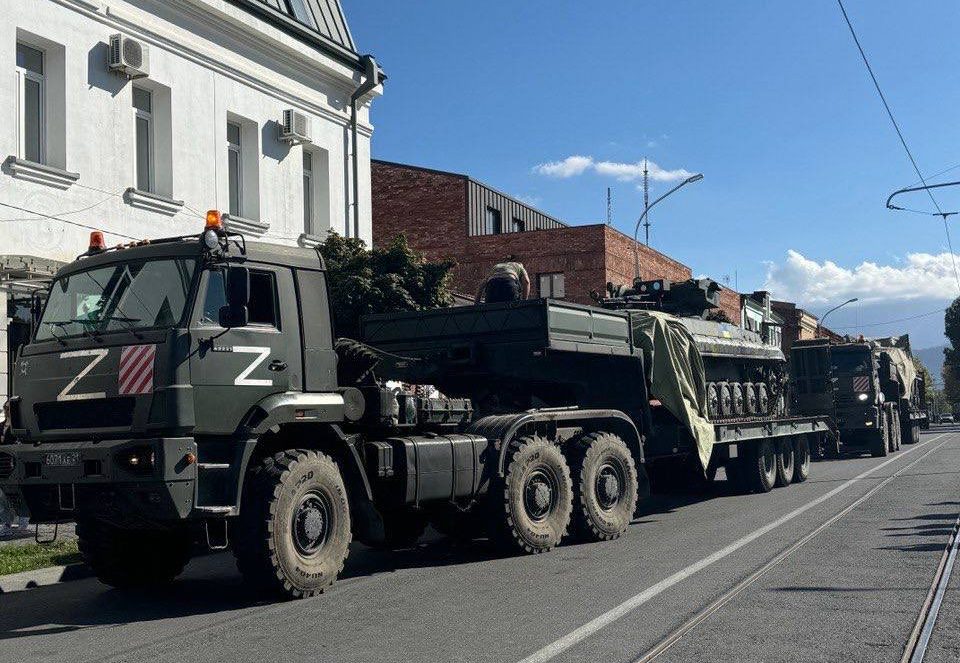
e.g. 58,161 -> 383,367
818,297 -> 858,337
633,173 -> 703,280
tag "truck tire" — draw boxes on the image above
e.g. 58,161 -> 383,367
893,415 -> 903,451
489,435 -> 573,554
375,508 -> 428,549
871,418 -> 888,458
792,435 -> 811,483
76,519 -> 191,589
775,438 -> 795,488
233,449 -> 351,599
568,432 -> 639,542
746,439 -> 777,493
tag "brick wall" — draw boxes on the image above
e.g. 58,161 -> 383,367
371,161 -> 467,254
716,287 -> 742,324
602,225 -> 692,288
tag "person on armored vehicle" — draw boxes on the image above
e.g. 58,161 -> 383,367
475,257 -> 530,303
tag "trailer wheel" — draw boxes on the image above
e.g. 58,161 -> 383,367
893,415 -> 903,451
871,415 -> 889,458
490,435 -> 573,554
792,435 -> 811,483
233,449 -> 351,599
76,519 -> 191,589
568,432 -> 639,542
775,438 -> 795,488
747,439 -> 777,493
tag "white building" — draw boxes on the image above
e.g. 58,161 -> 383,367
0,0 -> 384,402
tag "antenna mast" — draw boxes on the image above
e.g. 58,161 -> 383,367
606,187 -> 612,225
642,159 -> 651,245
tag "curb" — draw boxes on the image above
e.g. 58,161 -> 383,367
0,563 -> 91,594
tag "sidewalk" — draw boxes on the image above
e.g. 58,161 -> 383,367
0,522 -> 77,547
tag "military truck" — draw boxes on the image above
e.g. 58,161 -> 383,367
791,335 -> 925,457
0,217 -> 830,599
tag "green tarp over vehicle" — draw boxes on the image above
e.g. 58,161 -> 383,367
630,311 -> 715,470
883,347 -> 917,400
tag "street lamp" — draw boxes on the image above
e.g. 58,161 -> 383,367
633,173 -> 703,279
818,297 -> 858,337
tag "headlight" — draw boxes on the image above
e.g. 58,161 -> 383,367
202,228 -> 221,250
857,393 -> 869,402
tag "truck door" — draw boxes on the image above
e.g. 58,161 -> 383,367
189,264 -> 302,435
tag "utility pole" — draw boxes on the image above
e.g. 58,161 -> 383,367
642,159 -> 651,245
606,187 -> 612,225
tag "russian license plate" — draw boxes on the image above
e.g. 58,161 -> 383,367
44,452 -> 80,467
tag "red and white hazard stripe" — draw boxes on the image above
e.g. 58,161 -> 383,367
119,344 -> 156,396
852,376 -> 870,392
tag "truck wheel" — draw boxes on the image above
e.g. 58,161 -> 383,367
233,449 -> 351,599
747,440 -> 777,493
376,508 -> 428,549
894,416 -> 903,451
76,519 -> 191,589
775,438 -> 795,488
871,419 -> 888,458
792,435 -> 811,483
568,432 -> 639,542
489,435 -> 573,554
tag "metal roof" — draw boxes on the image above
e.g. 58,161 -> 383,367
229,0 -> 369,71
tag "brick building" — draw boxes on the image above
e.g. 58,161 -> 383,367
372,159 -> 742,321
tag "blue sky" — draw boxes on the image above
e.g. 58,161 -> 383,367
348,0 -> 960,351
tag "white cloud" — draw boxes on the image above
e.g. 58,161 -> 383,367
762,249 -> 959,305
532,155 -> 593,178
532,155 -> 693,185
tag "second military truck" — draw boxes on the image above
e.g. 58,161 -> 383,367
0,218 -> 829,598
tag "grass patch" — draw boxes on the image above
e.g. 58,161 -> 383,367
0,540 -> 82,576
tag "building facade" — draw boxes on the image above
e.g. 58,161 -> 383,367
771,300 -> 842,358
372,159 -> 701,306
742,290 -> 783,348
0,0 -> 382,402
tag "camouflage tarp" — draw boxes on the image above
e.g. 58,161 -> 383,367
883,347 -> 917,400
630,311 -> 715,471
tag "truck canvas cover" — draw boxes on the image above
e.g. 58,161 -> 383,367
883,346 -> 917,400
630,311 -> 715,470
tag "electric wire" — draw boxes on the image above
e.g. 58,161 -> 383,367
836,0 -> 960,294
0,200 -> 142,240
831,307 -> 945,330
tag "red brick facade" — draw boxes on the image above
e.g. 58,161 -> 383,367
372,160 -> 731,314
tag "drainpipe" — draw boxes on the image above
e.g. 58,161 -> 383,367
350,55 -> 381,240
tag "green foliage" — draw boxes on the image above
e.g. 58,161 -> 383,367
944,298 -> 960,402
913,357 -> 935,403
317,233 -> 455,339
0,539 -> 81,576
705,309 -> 733,324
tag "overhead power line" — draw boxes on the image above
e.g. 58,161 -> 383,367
832,307 -> 945,330
0,201 -> 142,240
836,0 -> 960,294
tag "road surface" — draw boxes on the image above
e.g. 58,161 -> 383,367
1,428 -> 958,663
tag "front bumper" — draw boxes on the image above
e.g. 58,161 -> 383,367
0,437 -> 196,525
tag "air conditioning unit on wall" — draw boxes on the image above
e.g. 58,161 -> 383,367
109,34 -> 150,79
279,109 -> 312,145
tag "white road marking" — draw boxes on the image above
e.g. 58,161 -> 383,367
517,433 -> 952,663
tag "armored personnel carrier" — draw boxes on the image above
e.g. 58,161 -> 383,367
596,278 -> 788,422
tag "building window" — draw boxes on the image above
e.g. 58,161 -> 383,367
512,217 -> 525,233
286,0 -> 317,28
486,207 -> 502,234
16,42 -> 44,163
133,87 -> 153,192
539,272 -> 565,299
303,151 -> 313,230
227,121 -> 243,217
226,116 -> 260,221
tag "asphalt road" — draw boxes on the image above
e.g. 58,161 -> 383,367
1,428 -> 959,663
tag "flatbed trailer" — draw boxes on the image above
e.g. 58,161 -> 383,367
361,298 -> 832,493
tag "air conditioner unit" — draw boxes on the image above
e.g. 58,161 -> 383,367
109,34 -> 150,79
279,109 -> 312,145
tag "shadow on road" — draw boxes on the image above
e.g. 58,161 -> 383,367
877,506 -> 959,554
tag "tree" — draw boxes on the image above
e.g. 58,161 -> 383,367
913,357 -> 935,404
317,232 -> 455,339
705,309 -> 733,324
944,298 -> 960,403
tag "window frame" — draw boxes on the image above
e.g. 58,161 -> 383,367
486,207 -> 503,235
133,86 -> 154,193
512,217 -> 525,233
303,150 -> 314,233
539,272 -> 566,299
16,42 -> 45,164
246,269 -> 281,330
227,121 -> 243,217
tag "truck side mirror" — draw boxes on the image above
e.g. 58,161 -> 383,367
218,266 -> 250,328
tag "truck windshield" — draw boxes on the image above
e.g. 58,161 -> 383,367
831,348 -> 871,374
36,258 -> 196,341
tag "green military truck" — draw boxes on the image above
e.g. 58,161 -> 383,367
791,335 -> 925,457
0,219 -> 830,599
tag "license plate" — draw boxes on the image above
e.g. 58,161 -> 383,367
44,452 -> 80,467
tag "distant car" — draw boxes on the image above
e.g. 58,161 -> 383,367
941,414 -> 954,424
